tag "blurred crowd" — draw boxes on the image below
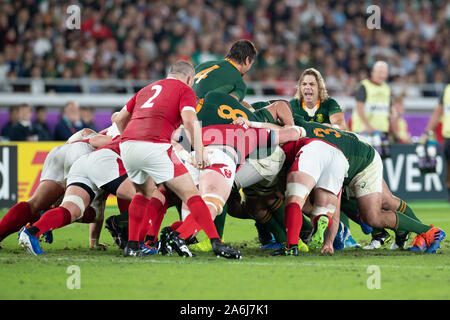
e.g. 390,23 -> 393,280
0,0 -> 449,96
0,102 -> 98,141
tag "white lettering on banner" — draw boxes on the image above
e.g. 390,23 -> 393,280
405,154 -> 421,192
0,147 -> 9,200
384,155 -> 403,192
384,153 -> 443,193
424,156 -> 443,191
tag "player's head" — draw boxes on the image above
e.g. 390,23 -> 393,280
296,68 -> 329,104
370,61 -> 389,84
225,39 -> 258,75
168,60 -> 195,87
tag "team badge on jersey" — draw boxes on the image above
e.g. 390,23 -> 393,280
316,114 -> 324,123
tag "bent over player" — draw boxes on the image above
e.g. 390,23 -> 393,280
115,60 -> 241,259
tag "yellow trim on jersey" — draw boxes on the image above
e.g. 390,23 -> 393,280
225,58 -> 239,71
301,99 -> 321,117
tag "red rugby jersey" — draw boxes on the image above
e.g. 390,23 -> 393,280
201,124 -> 273,168
122,78 -> 196,143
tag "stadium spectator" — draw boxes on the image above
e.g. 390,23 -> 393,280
33,105 -> 53,141
80,106 -> 99,131
53,101 -> 84,141
0,0 -> 447,95
8,103 -> 37,141
1,105 -> 20,138
389,92 -> 412,144
421,83 -> 450,202
351,61 -> 391,135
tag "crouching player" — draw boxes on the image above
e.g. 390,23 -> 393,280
17,137 -> 135,255
165,121 -> 305,258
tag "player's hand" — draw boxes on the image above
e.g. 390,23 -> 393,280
194,147 -> 210,169
90,240 -> 108,250
233,117 -> 251,127
320,242 -> 334,255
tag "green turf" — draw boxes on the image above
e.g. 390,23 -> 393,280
0,201 -> 449,300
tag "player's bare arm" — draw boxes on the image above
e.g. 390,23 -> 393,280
181,109 -> 209,168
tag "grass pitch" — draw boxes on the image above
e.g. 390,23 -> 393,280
0,201 -> 449,300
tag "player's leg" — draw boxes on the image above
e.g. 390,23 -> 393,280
273,169 -> 316,256
309,188 -> 339,252
0,180 -> 64,242
175,169 -> 230,239
18,185 -> 92,255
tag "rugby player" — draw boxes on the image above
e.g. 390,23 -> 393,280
115,60 -> 241,259
165,122 -> 304,257
17,135 -> 136,255
0,127 -> 107,248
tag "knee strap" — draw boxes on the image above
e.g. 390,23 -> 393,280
285,183 -> 310,199
202,194 -> 225,215
62,195 -> 86,216
310,204 -> 336,217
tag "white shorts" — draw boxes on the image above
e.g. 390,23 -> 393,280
245,145 -> 285,186
183,148 -> 237,188
40,142 -> 94,185
290,140 -> 349,195
120,140 -> 187,185
347,150 -> 383,198
66,148 -> 124,195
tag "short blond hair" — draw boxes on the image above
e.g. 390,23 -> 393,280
295,68 -> 329,102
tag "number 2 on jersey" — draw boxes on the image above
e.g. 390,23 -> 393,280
141,85 -> 162,109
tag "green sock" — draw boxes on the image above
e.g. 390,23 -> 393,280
340,198 -> 359,227
371,228 -> 387,238
394,212 -> 432,234
260,212 -> 287,243
270,198 -> 285,230
115,210 -> 129,230
340,212 -> 350,228
299,214 -> 313,241
214,203 -> 227,239
396,200 -> 421,222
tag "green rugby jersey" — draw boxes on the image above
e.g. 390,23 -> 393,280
197,91 -> 259,127
294,116 -> 375,184
289,97 -> 342,124
192,58 -> 247,101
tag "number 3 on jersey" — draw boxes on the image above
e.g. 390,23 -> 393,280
313,127 -> 341,138
141,85 -> 162,109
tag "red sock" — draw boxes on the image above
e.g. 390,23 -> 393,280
169,220 -> 183,232
285,202 -> 302,247
33,207 -> 72,237
186,195 -> 219,240
176,214 -> 201,239
0,202 -> 38,240
138,197 -> 163,242
128,194 -> 149,242
117,198 -> 131,214
77,206 -> 96,223
313,214 -> 333,230
149,199 -> 169,239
